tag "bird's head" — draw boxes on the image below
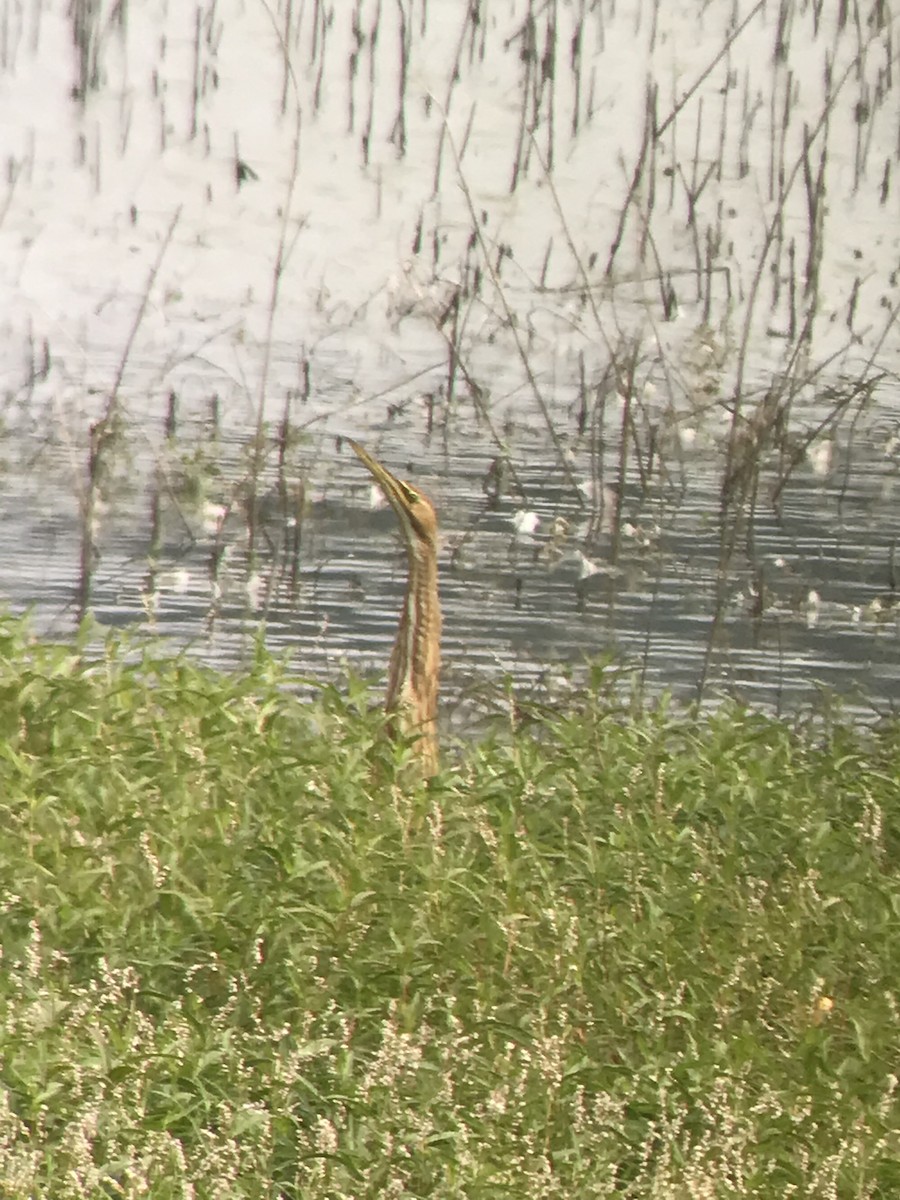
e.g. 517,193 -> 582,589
348,439 -> 439,549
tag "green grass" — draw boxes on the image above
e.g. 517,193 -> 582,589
0,617 -> 898,1198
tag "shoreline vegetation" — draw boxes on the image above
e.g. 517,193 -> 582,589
0,616 -> 898,1198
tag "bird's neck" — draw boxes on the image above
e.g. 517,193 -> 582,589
389,540 -> 441,714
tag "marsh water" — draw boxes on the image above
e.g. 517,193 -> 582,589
0,0 -> 898,720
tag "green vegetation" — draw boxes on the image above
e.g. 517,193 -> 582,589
0,617 -> 898,1199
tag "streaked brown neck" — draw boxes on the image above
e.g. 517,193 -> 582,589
387,538 -> 441,772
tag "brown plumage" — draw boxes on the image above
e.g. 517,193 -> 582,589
349,440 -> 441,776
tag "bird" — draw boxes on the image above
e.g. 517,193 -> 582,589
348,440 -> 442,777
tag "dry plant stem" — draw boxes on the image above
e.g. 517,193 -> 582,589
655,0 -> 765,139
275,395 -> 304,595
77,206 -> 181,620
189,6 -> 201,138
714,55 -> 729,185
245,106 -> 304,565
361,0 -> 382,165
0,158 -> 22,231
259,0 -> 302,118
638,82 -> 660,266
280,0 -> 294,115
389,0 -> 410,156
728,48 -> 865,459
774,0 -> 793,64
71,0 -> 100,100
242,1 -> 307,563
701,33 -> 884,699
444,289 -> 461,406
441,117 -> 582,499
585,368 -> 611,543
570,1 -> 584,136
286,478 -> 305,598
254,104 -> 303,423
309,0 -> 326,65
429,6 -> 472,196
311,0 -> 327,114
419,283 -> 528,499
801,123 -> 827,306
836,300 -> 900,509
528,132 -> 614,356
677,101 -> 718,298
541,5 -> 558,173
508,6 -> 536,192
110,207 -> 182,410
606,82 -> 655,278
530,129 -> 667,496
143,401 -> 177,627
529,129 -> 676,515
348,0 -> 363,133
738,75 -> 762,180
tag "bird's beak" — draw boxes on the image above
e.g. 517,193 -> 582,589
348,439 -> 408,510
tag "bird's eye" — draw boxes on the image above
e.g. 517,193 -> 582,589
401,485 -> 420,504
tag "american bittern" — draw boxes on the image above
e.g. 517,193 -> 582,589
349,440 -> 441,776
